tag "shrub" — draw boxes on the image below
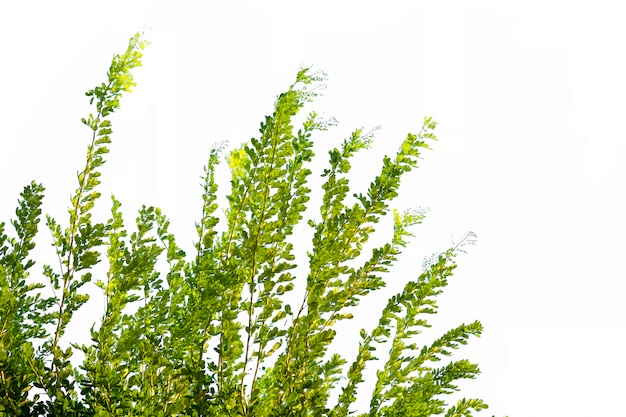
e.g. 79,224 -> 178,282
0,33 -> 501,417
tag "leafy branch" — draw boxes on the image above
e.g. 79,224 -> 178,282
0,32 -> 506,417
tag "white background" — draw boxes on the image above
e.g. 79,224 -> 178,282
1,1 -> 625,416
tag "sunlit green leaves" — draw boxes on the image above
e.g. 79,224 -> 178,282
0,33 -> 504,417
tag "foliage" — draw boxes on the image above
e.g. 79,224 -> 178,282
0,33 -> 503,416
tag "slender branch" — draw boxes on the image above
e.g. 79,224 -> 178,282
1,369 -> 19,415
240,107 -> 285,413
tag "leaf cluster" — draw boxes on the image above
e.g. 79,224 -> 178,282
0,33 -> 505,417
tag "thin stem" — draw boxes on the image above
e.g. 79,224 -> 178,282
1,369 -> 19,415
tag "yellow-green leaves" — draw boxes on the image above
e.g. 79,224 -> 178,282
32,33 -> 149,416
86,32 -> 149,117
0,32 -> 501,417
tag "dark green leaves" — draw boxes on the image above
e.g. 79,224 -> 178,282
0,182 -> 50,416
